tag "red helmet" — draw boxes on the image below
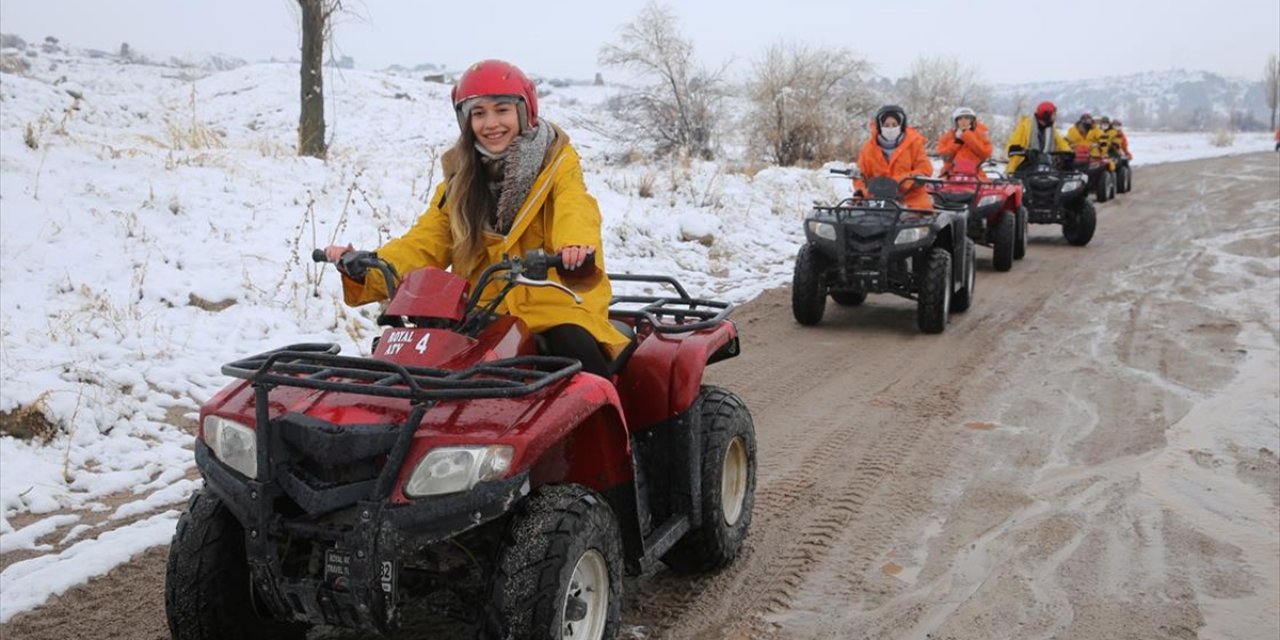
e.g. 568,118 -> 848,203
1034,101 -> 1056,121
451,59 -> 538,132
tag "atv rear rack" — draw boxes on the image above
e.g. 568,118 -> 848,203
607,274 -> 733,334
222,343 -> 581,401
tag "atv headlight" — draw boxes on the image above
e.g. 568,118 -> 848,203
976,194 -> 1003,208
894,227 -> 930,245
807,220 -> 837,241
1060,180 -> 1084,193
404,445 -> 515,497
203,415 -> 258,479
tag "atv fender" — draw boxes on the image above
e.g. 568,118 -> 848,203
389,374 -> 633,502
616,322 -> 739,430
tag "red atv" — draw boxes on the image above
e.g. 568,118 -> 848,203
928,160 -> 1028,272
164,249 -> 756,640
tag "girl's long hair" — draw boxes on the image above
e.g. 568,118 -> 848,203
441,125 -> 493,273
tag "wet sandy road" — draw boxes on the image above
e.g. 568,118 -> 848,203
4,153 -> 1277,640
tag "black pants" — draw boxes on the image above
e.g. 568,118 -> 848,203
539,324 -> 611,378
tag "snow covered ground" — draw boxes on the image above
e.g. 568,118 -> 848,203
0,45 -> 1275,622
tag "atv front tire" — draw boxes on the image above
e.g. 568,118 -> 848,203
992,210 -> 1015,272
1063,200 -> 1097,247
830,291 -> 867,306
1116,165 -> 1131,194
483,485 -> 623,640
1014,206 -> 1029,260
662,386 -> 757,574
165,490 -> 307,640
1095,171 -> 1112,202
950,238 -> 976,313
917,247 -> 951,334
791,243 -> 826,325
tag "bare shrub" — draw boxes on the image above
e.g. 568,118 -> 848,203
745,42 -> 876,166
901,55 -> 991,143
599,2 -> 726,160
1209,128 -> 1235,147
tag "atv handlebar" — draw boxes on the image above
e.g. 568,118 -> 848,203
313,249 -> 401,300
315,247 -> 588,334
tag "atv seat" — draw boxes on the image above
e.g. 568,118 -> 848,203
606,319 -> 639,378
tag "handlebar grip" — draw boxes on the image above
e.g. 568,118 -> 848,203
312,249 -> 328,263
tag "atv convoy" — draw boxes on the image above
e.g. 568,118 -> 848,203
928,161 -> 1028,272
791,170 -> 976,334
165,249 -> 756,640
1010,149 -> 1098,247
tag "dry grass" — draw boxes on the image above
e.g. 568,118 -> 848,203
637,172 -> 656,198
0,392 -> 59,442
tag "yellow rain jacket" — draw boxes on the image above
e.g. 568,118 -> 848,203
1065,124 -> 1104,158
1005,115 -> 1070,173
341,125 -> 630,357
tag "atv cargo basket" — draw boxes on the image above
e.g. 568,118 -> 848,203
222,343 -> 580,401
608,274 -> 733,333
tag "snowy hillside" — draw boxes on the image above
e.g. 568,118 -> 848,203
990,69 -> 1272,130
0,38 -> 1276,623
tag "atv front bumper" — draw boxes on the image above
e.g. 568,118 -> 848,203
196,442 -> 529,631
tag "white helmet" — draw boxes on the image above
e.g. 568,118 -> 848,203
952,107 -> 976,122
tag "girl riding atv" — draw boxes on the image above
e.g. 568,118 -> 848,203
936,106 -> 994,179
854,104 -> 934,208
324,59 -> 628,378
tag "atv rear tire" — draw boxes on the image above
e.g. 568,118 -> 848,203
992,211 -> 1015,272
791,243 -> 826,325
1116,165 -> 1131,194
483,484 -> 623,640
165,490 -> 307,640
662,386 -> 757,574
917,247 -> 951,334
830,291 -> 867,306
1063,200 -> 1097,247
1014,206 -> 1029,260
950,239 -> 976,313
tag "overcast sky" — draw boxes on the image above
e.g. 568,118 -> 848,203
3,0 -> 1278,85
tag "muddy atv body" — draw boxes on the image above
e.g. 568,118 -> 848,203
928,165 -> 1028,272
165,251 -> 755,640
791,172 -> 976,334
1011,149 -> 1098,248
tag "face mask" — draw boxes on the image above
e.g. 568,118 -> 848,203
881,126 -> 901,140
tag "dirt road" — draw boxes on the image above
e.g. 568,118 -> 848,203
4,152 -> 1277,640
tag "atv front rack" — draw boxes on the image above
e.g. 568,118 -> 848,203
607,274 -> 733,334
222,343 -> 581,402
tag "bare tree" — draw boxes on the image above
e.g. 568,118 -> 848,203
744,42 -> 875,166
1265,53 -> 1279,131
599,2 -> 726,159
901,55 -> 991,144
296,0 -> 342,159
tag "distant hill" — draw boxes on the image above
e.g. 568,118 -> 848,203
988,70 -> 1272,131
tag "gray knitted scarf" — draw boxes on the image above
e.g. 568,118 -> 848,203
476,122 -> 555,234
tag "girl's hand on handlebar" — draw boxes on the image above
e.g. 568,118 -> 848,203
323,244 -> 353,262
558,245 -> 595,271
